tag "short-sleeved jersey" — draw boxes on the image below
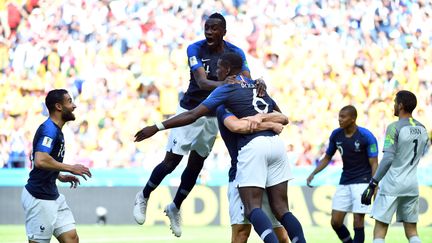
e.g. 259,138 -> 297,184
25,118 -> 65,200
180,40 -> 249,111
379,118 -> 429,196
326,127 -> 379,185
216,105 -> 238,182
202,79 -> 276,150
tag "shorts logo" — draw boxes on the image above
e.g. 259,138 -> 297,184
40,225 -> 45,232
189,56 -> 198,67
173,138 -> 177,146
42,136 -> 53,148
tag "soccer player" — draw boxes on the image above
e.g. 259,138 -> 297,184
21,89 -> 92,243
216,105 -> 289,243
133,13 -> 253,237
361,90 -> 429,243
135,52 -> 306,243
307,105 -> 378,243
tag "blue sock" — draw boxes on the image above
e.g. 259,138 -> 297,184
334,225 -> 353,243
173,165 -> 202,208
353,227 -> 364,243
281,212 -> 306,243
143,163 -> 175,198
248,208 -> 278,243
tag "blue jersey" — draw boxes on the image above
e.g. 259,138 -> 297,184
180,40 -> 249,111
326,127 -> 379,185
216,105 -> 239,182
25,118 -> 65,200
202,80 -> 276,150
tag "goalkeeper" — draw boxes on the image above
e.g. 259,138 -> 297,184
361,91 -> 429,243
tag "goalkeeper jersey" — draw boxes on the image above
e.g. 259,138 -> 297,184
379,117 -> 429,196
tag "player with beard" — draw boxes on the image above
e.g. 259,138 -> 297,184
133,12 -> 257,237
21,89 -> 92,243
362,90 -> 429,243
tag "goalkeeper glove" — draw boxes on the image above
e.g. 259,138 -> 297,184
361,178 -> 378,205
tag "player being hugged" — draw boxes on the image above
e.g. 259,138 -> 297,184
21,89 -> 92,243
135,52 -> 306,243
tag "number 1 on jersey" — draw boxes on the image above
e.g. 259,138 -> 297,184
410,139 -> 418,165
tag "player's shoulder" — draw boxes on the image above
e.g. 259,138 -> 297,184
357,126 -> 376,138
38,118 -> 59,136
224,41 -> 245,54
187,39 -> 207,51
330,127 -> 344,137
411,117 -> 427,129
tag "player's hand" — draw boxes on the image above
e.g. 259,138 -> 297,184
58,174 -> 80,188
242,115 -> 263,132
361,179 -> 378,205
306,174 -> 314,187
225,75 -> 240,84
271,123 -> 284,134
69,164 -> 92,181
255,78 -> 267,97
134,126 -> 158,142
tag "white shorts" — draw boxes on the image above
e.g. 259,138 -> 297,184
21,188 -> 76,241
228,181 -> 282,227
235,135 -> 293,188
332,183 -> 371,214
371,194 -> 419,224
166,105 -> 218,157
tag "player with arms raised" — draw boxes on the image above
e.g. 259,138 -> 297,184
362,90 -> 429,243
133,13 -> 255,237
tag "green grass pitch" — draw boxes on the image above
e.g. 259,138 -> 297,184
1,225 -> 431,242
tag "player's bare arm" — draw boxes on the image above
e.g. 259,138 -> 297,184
307,154 -> 332,187
369,157 -> 378,179
224,114 -> 285,134
34,152 -> 92,180
258,111 -> 289,125
134,104 -> 211,142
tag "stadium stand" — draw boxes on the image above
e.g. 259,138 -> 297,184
0,0 -> 431,174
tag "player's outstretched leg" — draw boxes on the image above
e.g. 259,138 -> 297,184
133,191 -> 148,225
172,151 -> 206,209
133,152 -> 183,224
164,202 -> 182,237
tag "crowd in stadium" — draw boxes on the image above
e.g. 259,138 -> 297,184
1,0 -> 431,172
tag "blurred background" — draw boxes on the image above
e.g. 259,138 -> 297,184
0,0 -> 432,229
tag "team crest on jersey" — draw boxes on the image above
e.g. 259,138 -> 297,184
354,140 -> 361,152
189,56 -> 198,67
42,136 -> 53,148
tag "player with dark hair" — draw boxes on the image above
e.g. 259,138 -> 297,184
133,12 -> 255,237
21,89 -> 92,243
134,52 -> 306,243
362,90 -> 429,243
216,105 -> 289,243
307,105 -> 378,243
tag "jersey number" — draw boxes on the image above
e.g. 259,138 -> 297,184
58,144 -> 65,158
410,139 -> 418,165
252,89 -> 269,113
